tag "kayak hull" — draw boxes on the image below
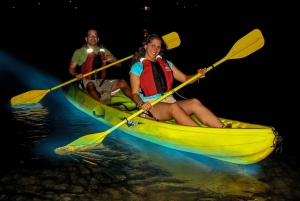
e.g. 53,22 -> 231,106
62,83 -> 282,165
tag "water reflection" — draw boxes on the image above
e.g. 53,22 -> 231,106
7,104 -> 50,163
12,103 -> 49,127
54,133 -> 274,199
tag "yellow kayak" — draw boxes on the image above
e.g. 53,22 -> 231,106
60,83 -> 283,165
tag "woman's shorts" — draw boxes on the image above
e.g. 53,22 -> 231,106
140,96 -> 177,119
146,96 -> 177,104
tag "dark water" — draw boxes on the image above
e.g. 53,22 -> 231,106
1,92 -> 300,201
1,51 -> 300,201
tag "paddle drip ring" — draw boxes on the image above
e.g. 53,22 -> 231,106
271,127 -> 284,154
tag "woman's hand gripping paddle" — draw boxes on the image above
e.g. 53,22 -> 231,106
55,29 -> 265,155
10,32 -> 181,106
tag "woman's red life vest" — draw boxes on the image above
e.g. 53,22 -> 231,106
81,48 -> 106,80
140,56 -> 173,97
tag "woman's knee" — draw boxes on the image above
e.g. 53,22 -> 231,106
169,103 -> 184,113
179,99 -> 204,114
189,98 -> 202,106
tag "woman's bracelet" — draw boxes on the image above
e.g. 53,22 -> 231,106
138,101 -> 145,108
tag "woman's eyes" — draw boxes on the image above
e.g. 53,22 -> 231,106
150,44 -> 161,49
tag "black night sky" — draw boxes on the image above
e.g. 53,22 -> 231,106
0,1 -> 298,155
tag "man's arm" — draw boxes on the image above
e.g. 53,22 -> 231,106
69,61 -> 83,80
107,55 -> 121,67
104,48 -> 121,67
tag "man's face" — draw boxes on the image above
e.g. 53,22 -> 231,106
85,30 -> 99,46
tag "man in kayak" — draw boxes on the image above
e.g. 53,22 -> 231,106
129,33 -> 231,128
69,29 -> 132,104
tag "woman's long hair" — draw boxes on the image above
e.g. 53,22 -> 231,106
129,33 -> 168,68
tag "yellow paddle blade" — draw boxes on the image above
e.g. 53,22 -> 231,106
211,29 -> 264,69
163,32 -> 181,50
10,32 -> 181,106
226,29 -> 264,59
69,132 -> 109,146
55,109 -> 145,154
55,144 -> 96,155
54,131 -> 109,155
10,89 -> 50,105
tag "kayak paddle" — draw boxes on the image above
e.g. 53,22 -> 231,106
10,32 -> 181,106
55,29 -> 264,155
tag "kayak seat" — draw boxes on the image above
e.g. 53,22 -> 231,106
109,90 -> 138,111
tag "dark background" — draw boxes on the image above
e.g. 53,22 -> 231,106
0,1 -> 298,155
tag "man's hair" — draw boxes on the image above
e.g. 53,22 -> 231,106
85,29 -> 99,37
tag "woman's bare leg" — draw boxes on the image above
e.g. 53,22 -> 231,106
177,99 -> 224,128
148,102 -> 200,126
